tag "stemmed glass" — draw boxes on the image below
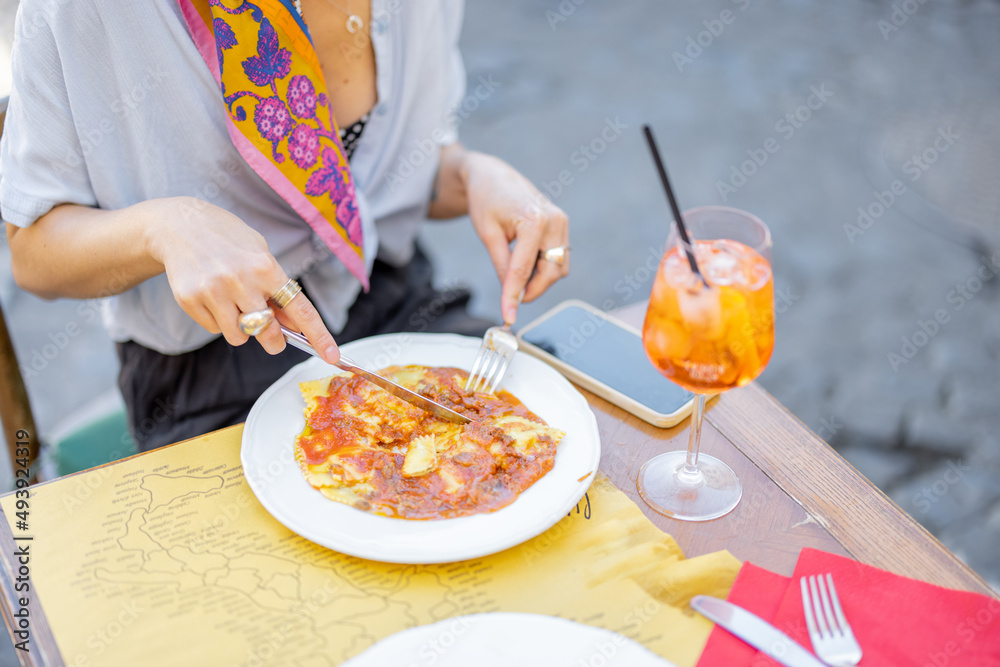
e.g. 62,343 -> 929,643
637,206 -> 774,521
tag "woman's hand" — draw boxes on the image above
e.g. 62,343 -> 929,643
148,197 -> 340,363
431,145 -> 570,324
9,197 -> 340,361
464,152 -> 570,324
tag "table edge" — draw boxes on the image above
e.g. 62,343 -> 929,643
0,505 -> 63,666
0,427 -> 247,666
709,383 -> 996,597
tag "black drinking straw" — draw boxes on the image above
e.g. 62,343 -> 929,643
642,125 -> 707,286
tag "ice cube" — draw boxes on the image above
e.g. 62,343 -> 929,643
661,251 -> 689,287
749,259 -> 772,290
677,283 -> 723,339
702,240 -> 741,286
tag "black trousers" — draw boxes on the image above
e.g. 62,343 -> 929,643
117,247 -> 494,451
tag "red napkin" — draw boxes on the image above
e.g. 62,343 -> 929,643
697,548 -> 1000,667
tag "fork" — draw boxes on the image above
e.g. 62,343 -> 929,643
466,286 -> 529,394
464,321 -> 518,394
801,574 -> 863,666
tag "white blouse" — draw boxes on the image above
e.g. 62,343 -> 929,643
0,0 -> 466,354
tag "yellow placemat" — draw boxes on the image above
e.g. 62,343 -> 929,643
1,426 -> 739,667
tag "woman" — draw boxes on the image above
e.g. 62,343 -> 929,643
1,0 -> 569,450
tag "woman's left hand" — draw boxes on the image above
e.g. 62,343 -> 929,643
459,151 -> 570,324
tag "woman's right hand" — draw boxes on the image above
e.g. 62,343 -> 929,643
148,197 -> 340,364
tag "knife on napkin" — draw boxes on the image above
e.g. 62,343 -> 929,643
691,595 -> 826,667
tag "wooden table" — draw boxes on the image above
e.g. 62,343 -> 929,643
589,381 -> 994,593
603,302 -> 993,594
0,339 -> 993,666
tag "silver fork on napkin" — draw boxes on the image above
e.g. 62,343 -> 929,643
801,574 -> 862,666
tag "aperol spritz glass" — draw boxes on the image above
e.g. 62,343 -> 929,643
638,206 -> 774,521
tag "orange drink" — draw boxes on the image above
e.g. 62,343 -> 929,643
643,239 -> 774,394
635,205 -> 773,522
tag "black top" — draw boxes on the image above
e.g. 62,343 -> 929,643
339,112 -> 370,160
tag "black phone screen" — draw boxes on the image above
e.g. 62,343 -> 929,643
519,305 -> 694,415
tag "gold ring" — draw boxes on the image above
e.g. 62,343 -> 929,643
539,245 -> 570,267
238,309 -> 275,336
270,279 -> 302,309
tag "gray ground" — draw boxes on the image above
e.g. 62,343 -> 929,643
428,0 -> 1000,590
0,1 -> 998,661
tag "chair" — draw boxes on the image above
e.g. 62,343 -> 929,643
0,96 -> 135,482
0,95 -> 41,482
48,389 -> 134,477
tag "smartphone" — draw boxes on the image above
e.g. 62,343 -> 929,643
517,300 -> 695,428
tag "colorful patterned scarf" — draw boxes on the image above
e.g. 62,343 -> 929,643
176,0 -> 367,288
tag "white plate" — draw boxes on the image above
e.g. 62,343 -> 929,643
241,333 -> 601,563
342,613 -> 677,667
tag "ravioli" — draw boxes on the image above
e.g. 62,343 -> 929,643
294,365 -> 566,520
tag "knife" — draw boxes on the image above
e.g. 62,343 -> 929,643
280,327 -> 472,424
691,595 -> 826,667
237,310 -> 471,424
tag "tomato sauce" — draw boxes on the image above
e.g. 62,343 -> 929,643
296,366 -> 562,520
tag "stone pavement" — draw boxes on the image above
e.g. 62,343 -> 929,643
0,2 -> 997,662
422,0 -> 1000,590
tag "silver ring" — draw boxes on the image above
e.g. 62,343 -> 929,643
238,308 -> 275,336
539,245 -> 570,267
270,279 -> 302,309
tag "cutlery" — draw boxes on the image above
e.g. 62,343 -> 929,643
801,574 -> 862,666
238,311 -> 470,424
464,321 -> 519,394
691,595 -> 826,667
465,291 -> 524,395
